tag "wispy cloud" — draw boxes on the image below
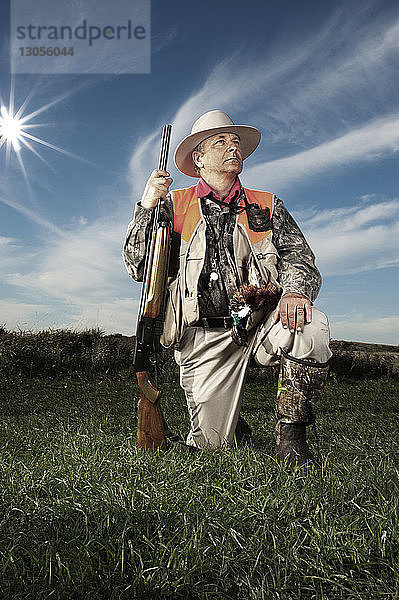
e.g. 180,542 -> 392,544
330,314 -> 399,345
0,299 -> 53,330
6,217 -> 129,303
243,113 -> 399,192
0,236 -> 16,247
0,235 -> 22,275
55,298 -> 139,334
250,13 -> 399,141
300,197 -> 399,276
152,25 -> 179,54
129,5 -> 399,196
0,194 -> 63,235
2,215 -> 139,333
0,296 -> 138,334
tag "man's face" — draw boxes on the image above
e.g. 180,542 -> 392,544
193,132 -> 243,177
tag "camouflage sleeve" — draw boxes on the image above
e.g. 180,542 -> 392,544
122,193 -> 174,282
271,197 -> 321,302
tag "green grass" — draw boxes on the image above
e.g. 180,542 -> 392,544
0,373 -> 398,599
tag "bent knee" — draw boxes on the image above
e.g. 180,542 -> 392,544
307,307 -> 330,332
254,306 -> 332,365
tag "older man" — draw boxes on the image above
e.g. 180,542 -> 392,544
123,110 -> 331,466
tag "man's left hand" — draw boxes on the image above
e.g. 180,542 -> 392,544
273,292 -> 312,333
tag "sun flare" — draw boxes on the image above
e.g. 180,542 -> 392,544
0,105 -> 24,152
1,84 -> 91,191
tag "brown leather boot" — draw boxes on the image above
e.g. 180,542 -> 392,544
275,348 -> 329,468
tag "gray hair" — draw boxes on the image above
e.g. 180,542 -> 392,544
192,140 -> 205,175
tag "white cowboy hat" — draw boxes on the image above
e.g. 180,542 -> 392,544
174,110 -> 261,177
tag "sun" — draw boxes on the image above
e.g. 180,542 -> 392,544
0,91 -> 63,164
0,91 -> 59,186
0,83 -> 92,189
0,105 -> 24,152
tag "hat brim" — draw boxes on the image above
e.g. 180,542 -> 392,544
174,124 -> 261,177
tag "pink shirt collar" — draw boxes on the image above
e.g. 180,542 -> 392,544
196,177 -> 241,203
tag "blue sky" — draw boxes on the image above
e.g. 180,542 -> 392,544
1,0 -> 398,344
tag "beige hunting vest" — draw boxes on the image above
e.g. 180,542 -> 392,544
161,186 -> 281,347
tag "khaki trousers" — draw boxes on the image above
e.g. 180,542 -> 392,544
174,308 -> 332,449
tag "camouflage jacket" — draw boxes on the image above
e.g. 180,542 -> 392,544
123,186 -> 321,346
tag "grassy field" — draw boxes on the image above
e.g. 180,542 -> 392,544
1,366 -> 398,599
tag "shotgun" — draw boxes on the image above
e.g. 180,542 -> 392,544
134,124 -> 172,450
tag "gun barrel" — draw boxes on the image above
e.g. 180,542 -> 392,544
159,124 -> 172,171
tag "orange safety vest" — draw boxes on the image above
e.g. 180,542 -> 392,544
171,186 -> 274,245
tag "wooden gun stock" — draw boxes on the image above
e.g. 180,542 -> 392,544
136,372 -> 167,450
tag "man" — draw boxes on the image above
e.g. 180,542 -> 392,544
124,110 -> 331,466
